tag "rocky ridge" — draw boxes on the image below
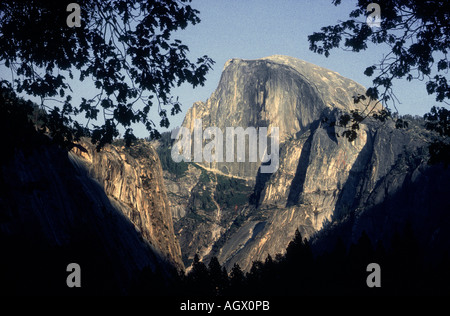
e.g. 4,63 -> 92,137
162,55 -> 449,272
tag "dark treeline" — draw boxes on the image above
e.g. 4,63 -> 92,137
132,225 -> 450,296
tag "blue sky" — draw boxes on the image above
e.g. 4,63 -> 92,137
1,0 -> 440,138
166,0 -> 438,135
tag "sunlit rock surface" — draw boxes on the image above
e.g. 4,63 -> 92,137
163,55 -> 449,272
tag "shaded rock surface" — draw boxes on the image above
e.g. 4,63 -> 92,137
0,131 -> 182,293
162,55 -> 449,272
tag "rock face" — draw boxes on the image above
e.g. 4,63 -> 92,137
181,55 -> 379,178
71,139 -> 183,270
0,132 -> 182,293
163,55 -> 449,272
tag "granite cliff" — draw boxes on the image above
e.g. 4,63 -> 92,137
161,55 -> 450,271
71,139 -> 183,270
0,93 -> 183,294
181,55 -> 380,178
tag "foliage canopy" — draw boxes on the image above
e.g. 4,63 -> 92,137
308,0 -> 449,164
0,0 -> 214,149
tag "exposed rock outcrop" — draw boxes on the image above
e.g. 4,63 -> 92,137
71,139 -> 183,270
163,55 -> 449,272
181,55 -> 379,179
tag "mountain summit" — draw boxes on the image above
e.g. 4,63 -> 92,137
181,55 -> 380,179
164,56 -> 449,271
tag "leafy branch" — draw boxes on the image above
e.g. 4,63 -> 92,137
0,0 -> 214,150
309,0 -> 449,145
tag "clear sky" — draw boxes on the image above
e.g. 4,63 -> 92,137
1,0 -> 441,138
166,0 -> 438,136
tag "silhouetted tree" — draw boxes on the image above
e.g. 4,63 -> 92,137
285,229 -> 304,264
246,260 -> 265,295
425,106 -> 450,166
186,254 -> 211,295
208,256 -> 228,296
174,225 -> 450,296
228,263 -> 246,295
285,230 -> 314,271
0,0 -> 214,149
308,0 -> 449,164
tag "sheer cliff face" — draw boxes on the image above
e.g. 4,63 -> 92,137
71,140 -> 183,270
184,55 -> 372,140
168,55 -> 444,272
182,55 -> 379,179
0,138 -> 182,293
